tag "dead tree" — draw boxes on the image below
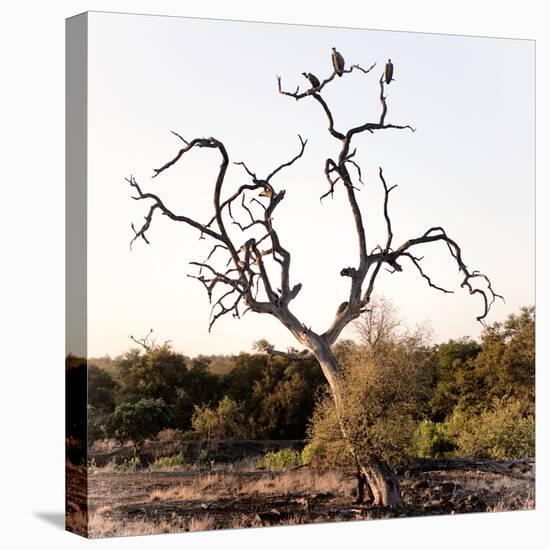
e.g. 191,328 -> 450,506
127,50 -> 502,507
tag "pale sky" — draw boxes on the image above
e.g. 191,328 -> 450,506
86,12 -> 534,358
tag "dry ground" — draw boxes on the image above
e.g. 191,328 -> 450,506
85,459 -> 534,538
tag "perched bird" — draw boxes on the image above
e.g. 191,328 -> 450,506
259,185 -> 274,198
385,59 -> 394,84
331,47 -> 345,77
302,72 -> 320,89
337,301 -> 349,315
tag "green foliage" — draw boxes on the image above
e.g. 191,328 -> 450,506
412,420 -> 456,458
428,307 -> 535,419
89,341 -> 325,443
87,365 -> 119,443
88,364 -> 118,414
191,396 -> 248,443
220,352 -> 270,404
428,338 -> 481,421
149,452 -> 186,470
197,449 -> 210,463
116,456 -> 142,471
305,395 -> 354,471
468,307 -> 535,412
300,442 -> 328,467
84,306 -> 534,466
106,398 -> 169,455
452,398 -> 535,460
112,344 -> 222,432
87,405 -> 107,444
117,344 -> 189,404
261,448 -> 302,470
307,327 -> 434,471
250,357 -> 324,439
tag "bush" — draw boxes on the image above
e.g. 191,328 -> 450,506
305,328 -> 431,472
149,452 -> 186,470
412,420 -> 457,458
191,396 -> 248,445
106,398 -> 169,457
453,398 -> 534,460
261,448 -> 302,470
116,457 -> 142,471
301,442 -> 328,467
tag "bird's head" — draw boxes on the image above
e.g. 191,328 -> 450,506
388,58 -> 392,63
301,72 -> 308,77
332,47 -> 337,52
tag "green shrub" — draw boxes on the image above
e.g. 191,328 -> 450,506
191,396 -> 248,445
412,420 -> 457,458
301,442 -> 328,467
197,449 -> 210,462
149,452 -> 186,470
106,398 -> 169,457
454,398 -> 534,460
261,448 -> 302,470
116,456 -> 142,471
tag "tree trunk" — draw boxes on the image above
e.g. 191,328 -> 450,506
308,334 -> 401,507
361,459 -> 400,507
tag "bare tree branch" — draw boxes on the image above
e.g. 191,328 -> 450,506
268,349 -> 313,361
128,50 -> 499,362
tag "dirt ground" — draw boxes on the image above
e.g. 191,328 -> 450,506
84,458 -> 534,538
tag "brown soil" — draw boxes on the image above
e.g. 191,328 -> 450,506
86,459 -> 534,538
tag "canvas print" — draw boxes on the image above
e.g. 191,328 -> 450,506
66,11 -> 535,538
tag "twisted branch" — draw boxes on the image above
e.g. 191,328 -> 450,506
128,50 -> 500,360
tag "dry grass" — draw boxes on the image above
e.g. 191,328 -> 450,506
89,507 -> 216,537
89,459 -> 119,473
90,439 -> 121,454
85,460 -> 535,538
239,469 -> 349,496
156,429 -> 185,443
66,510 -> 88,537
187,515 -> 215,531
146,469 -> 350,504
88,507 -> 310,537
487,489 -> 535,512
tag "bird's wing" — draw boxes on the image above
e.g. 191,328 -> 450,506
386,62 -> 394,83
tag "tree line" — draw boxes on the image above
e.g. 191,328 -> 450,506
66,304 -> 534,463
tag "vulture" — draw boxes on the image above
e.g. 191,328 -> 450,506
331,47 -> 345,77
259,186 -> 274,198
385,59 -> 394,84
302,72 -> 320,89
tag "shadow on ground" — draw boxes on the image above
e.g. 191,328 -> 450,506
34,512 -> 65,530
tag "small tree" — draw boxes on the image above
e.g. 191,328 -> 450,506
106,398 -> 169,458
306,319 -> 433,501
191,396 -> 248,449
450,397 -> 534,460
128,49 -> 501,506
